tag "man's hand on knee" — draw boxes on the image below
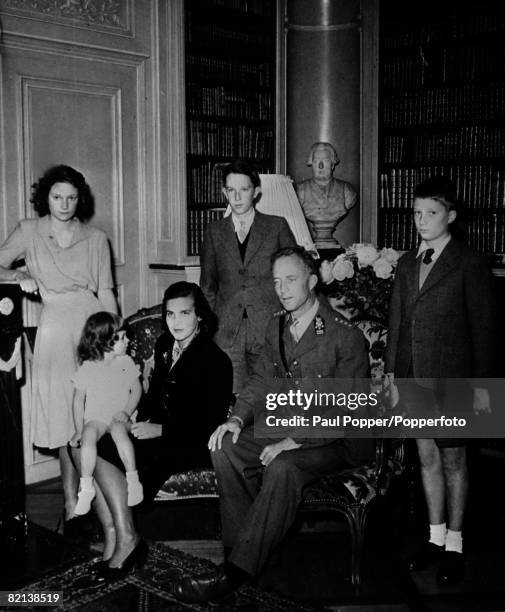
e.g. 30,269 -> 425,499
259,437 -> 301,466
208,417 -> 243,452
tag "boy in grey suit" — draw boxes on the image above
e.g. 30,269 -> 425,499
385,177 -> 496,585
200,160 -> 296,393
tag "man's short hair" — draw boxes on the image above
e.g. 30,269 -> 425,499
271,246 -> 318,276
413,176 -> 458,212
222,159 -> 261,189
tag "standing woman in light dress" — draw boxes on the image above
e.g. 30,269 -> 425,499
0,165 -> 118,527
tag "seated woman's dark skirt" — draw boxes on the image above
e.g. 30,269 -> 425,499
96,433 -> 214,509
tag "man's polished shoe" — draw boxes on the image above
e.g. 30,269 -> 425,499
437,551 -> 464,585
173,567 -> 236,603
407,542 -> 444,571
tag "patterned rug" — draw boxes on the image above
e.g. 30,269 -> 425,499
17,542 -> 324,611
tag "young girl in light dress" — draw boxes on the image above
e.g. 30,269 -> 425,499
70,311 -> 143,515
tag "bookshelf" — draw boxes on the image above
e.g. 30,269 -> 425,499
378,1 -> 505,264
184,0 -> 277,257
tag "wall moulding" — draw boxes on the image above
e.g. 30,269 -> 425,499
0,30 -> 149,65
0,0 -> 133,36
151,0 -> 187,265
20,76 -> 126,266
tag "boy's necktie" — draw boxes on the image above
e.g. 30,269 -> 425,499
238,220 -> 247,243
422,248 -> 435,264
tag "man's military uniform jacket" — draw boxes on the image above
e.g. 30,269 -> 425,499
231,298 -> 373,463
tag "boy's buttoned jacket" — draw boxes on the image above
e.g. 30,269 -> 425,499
200,211 -> 296,348
385,239 -> 496,380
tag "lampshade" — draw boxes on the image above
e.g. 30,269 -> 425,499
224,174 -> 316,254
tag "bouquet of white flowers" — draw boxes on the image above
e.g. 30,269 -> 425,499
319,243 -> 400,323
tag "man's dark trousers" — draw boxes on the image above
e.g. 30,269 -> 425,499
212,427 -> 353,576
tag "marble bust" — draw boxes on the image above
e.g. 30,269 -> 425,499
296,142 -> 358,257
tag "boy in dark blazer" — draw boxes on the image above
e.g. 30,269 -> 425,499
200,160 -> 296,393
384,176 -> 496,585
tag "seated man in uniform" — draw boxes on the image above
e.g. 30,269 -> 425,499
174,246 -> 373,603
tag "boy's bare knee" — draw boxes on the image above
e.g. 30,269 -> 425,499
441,447 -> 466,474
416,439 -> 440,469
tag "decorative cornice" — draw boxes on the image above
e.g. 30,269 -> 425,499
1,0 -> 129,30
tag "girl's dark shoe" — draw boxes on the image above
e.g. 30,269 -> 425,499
90,558 -> 111,581
102,539 -> 149,581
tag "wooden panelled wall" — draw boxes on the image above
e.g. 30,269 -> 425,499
0,0 -> 187,482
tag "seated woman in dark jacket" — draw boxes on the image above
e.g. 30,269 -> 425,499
129,280 -> 233,502
72,282 -> 233,578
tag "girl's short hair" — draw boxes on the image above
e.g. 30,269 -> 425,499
31,165 -> 95,221
162,281 -> 218,338
78,311 -> 123,363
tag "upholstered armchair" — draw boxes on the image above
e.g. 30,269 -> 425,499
295,318 -> 405,586
125,306 -> 406,585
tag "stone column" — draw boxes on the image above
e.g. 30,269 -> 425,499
285,0 -> 361,247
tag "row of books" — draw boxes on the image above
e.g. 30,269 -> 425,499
186,21 -> 272,50
466,212 -> 505,255
189,163 -> 225,207
188,161 -> 271,207
383,84 -> 505,127
382,43 -> 503,91
379,212 -> 418,251
447,8 -> 505,39
187,121 -> 273,158
379,208 -> 505,256
186,56 -> 273,88
383,9 -> 505,50
381,56 -> 425,90
383,127 -> 505,164
439,44 -> 504,85
188,0 -> 274,17
380,166 -> 505,209
187,208 -> 226,256
186,83 -> 272,121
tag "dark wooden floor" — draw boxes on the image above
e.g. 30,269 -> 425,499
3,444 -> 505,611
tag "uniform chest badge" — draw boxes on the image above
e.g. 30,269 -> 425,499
314,315 -> 325,335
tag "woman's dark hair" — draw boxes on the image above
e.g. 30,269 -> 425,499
31,165 -> 95,221
78,311 -> 123,363
162,281 -> 218,338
